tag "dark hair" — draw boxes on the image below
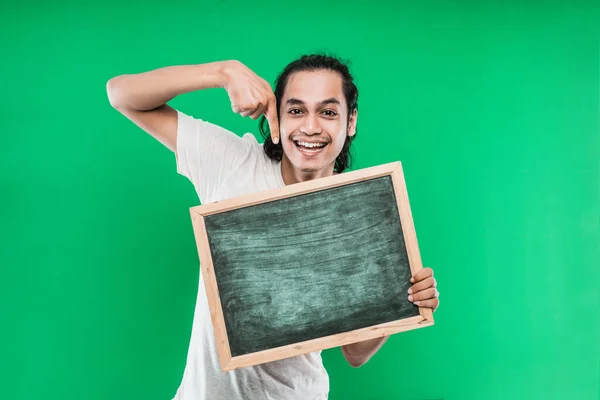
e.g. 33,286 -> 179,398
259,53 -> 359,173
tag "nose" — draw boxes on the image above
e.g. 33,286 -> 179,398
300,113 -> 322,135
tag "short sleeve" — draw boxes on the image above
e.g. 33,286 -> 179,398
175,110 -> 252,204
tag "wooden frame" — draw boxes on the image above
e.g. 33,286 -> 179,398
189,161 -> 433,371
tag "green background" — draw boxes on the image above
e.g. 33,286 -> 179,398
1,1 -> 598,399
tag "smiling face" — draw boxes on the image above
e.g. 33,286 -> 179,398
279,69 -> 357,183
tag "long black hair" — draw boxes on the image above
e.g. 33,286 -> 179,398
259,53 -> 359,173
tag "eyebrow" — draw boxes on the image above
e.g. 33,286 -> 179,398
285,97 -> 341,106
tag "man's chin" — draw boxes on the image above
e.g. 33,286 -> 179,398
293,161 -> 332,175
292,159 -> 320,170
284,153 -> 335,176
292,166 -> 318,173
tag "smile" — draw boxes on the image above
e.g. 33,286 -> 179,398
293,140 -> 328,155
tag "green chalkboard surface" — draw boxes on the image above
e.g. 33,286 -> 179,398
204,175 -> 420,358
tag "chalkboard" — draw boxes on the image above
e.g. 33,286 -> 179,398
190,162 -> 433,371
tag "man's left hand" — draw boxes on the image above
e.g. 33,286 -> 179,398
408,267 -> 439,311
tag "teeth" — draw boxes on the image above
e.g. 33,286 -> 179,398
297,141 -> 325,148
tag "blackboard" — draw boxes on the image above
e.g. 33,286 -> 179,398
190,162 -> 433,371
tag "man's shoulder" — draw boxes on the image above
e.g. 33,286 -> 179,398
239,133 -> 271,163
240,132 -> 262,147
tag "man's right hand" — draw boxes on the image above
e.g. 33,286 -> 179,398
221,60 -> 280,144
107,60 -> 281,152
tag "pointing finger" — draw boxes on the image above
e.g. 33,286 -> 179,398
266,99 -> 280,144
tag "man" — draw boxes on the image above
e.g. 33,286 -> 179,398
107,54 -> 440,400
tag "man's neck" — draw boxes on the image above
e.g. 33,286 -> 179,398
280,155 -> 336,185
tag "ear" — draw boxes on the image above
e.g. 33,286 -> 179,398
347,109 -> 358,137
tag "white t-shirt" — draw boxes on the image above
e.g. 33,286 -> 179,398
172,110 -> 330,400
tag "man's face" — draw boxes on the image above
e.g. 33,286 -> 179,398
279,70 -> 357,175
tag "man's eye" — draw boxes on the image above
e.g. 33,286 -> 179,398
289,109 -> 303,115
322,110 -> 337,117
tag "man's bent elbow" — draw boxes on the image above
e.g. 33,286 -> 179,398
342,347 -> 368,368
348,359 -> 365,368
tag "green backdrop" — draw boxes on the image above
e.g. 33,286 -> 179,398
1,1 -> 598,399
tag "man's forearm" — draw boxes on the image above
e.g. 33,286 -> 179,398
341,335 -> 389,368
106,61 -> 229,111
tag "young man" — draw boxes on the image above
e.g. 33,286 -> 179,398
107,54 -> 440,400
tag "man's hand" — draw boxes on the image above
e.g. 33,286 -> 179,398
341,266 -> 440,368
408,267 -> 440,311
222,60 -> 280,144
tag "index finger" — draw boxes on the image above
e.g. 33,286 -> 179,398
265,98 -> 280,144
410,267 -> 433,283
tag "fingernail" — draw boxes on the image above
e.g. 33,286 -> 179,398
414,301 -> 421,306
410,277 -> 414,283
407,288 -> 412,294
408,295 -> 413,302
